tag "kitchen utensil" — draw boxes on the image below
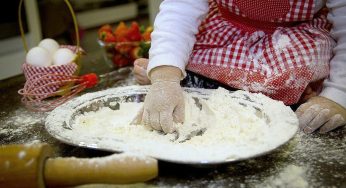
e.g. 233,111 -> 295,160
18,67 -> 131,112
0,143 -> 158,188
45,86 -> 298,165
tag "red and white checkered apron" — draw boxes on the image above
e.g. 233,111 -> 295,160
187,0 -> 336,105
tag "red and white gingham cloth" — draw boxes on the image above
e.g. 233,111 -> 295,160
22,45 -> 80,98
187,0 -> 336,105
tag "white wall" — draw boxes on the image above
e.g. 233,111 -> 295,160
148,0 -> 162,25
0,0 -> 42,80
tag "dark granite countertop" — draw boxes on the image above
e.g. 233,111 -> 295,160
0,55 -> 345,188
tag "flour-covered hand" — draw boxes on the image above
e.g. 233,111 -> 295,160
133,66 -> 184,133
296,96 -> 346,133
133,58 -> 151,85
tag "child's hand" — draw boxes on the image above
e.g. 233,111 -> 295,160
132,66 -> 184,133
133,58 -> 151,85
296,96 -> 346,133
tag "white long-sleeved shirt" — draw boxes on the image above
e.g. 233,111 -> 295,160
148,0 -> 346,108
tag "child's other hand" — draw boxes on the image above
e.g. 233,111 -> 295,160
133,58 -> 151,85
296,96 -> 346,134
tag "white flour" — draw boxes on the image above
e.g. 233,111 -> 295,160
258,165 -> 308,188
60,87 -> 298,163
0,107 -> 47,144
273,33 -> 291,51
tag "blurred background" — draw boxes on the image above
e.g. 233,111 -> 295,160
0,0 -> 161,80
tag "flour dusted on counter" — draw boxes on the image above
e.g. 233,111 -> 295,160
68,88 -> 298,162
258,165 -> 308,188
0,108 -> 47,144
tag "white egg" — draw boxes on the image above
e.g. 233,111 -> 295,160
38,38 -> 60,56
26,47 -> 52,67
52,48 -> 77,66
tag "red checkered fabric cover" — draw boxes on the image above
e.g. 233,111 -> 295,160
22,45 -> 79,98
187,0 -> 335,105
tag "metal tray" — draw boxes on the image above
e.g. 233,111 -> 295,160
45,86 -> 298,165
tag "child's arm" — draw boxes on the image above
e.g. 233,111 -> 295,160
320,0 -> 346,108
147,0 -> 209,78
297,0 -> 346,134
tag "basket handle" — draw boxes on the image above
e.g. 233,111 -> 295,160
18,0 -> 80,53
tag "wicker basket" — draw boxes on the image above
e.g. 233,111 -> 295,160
18,0 -> 83,97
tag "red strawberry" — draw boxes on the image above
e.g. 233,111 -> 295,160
142,32 -> 151,41
129,46 -> 141,60
98,24 -> 112,39
116,35 -> 129,42
114,22 -> 128,42
142,26 -> 153,41
100,31 -> 116,43
126,22 -> 142,41
99,24 -> 112,33
112,54 -> 129,68
115,43 -> 133,54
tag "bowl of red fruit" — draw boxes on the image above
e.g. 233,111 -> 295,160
98,22 -> 152,69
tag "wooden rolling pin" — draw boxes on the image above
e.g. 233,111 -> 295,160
0,144 -> 158,188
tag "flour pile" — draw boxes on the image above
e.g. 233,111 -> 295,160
57,87 -> 298,163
